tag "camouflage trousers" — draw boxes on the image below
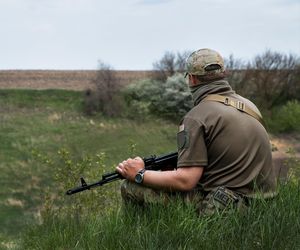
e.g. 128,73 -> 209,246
121,180 -> 248,216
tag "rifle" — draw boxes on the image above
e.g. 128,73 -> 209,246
66,151 -> 178,195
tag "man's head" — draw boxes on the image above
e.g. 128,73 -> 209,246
185,48 -> 226,85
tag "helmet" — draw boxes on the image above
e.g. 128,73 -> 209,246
186,48 -> 225,77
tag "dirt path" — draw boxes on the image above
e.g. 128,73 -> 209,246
270,133 -> 300,179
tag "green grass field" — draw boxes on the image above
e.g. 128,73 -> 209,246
0,89 -> 177,248
0,89 -> 299,250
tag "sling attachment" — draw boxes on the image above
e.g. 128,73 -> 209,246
203,94 -> 265,128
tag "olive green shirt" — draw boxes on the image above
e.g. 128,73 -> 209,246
177,80 -> 277,198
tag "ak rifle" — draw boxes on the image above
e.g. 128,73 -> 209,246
66,151 -> 178,195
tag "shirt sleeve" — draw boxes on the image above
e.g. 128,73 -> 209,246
177,116 -> 208,168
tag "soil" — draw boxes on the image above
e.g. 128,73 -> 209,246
0,70 -> 155,91
270,133 -> 300,179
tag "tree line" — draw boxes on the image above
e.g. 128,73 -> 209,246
83,50 -> 300,132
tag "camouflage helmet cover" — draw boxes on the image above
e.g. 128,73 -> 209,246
186,48 -> 225,76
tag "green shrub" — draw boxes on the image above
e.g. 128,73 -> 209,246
267,100 -> 300,132
122,78 -> 164,118
84,61 -> 124,117
32,148 -> 121,223
123,74 -> 192,122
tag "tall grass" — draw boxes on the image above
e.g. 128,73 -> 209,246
21,181 -> 300,250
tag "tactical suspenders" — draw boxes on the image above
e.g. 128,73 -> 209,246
203,94 -> 265,127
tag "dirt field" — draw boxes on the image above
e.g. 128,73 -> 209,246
0,70 -> 155,91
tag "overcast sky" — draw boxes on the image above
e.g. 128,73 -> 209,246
0,0 -> 299,70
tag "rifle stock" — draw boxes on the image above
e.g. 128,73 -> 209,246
66,151 -> 178,195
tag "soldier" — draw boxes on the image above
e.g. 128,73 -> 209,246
116,48 -> 277,215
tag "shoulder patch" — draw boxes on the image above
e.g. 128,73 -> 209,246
177,129 -> 189,150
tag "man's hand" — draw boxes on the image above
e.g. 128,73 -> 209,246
116,157 -> 145,182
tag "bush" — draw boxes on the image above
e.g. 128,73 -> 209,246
32,148 -> 121,223
157,74 -> 193,120
267,100 -> 300,132
226,50 -> 300,111
123,74 -> 192,122
84,61 -> 123,117
122,78 -> 164,118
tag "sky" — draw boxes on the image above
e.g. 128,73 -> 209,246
0,0 -> 299,70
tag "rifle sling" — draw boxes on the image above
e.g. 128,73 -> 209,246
202,94 -> 265,127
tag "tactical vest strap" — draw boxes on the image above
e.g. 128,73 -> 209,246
203,94 -> 265,127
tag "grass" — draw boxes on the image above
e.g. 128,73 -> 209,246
20,181 -> 300,250
0,89 -> 299,249
0,89 -> 177,248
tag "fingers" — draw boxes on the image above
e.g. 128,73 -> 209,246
120,158 -> 140,166
115,156 -> 144,181
116,159 -> 130,178
117,161 -> 126,172
116,166 -> 123,175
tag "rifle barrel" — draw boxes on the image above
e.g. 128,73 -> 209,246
66,151 -> 177,195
